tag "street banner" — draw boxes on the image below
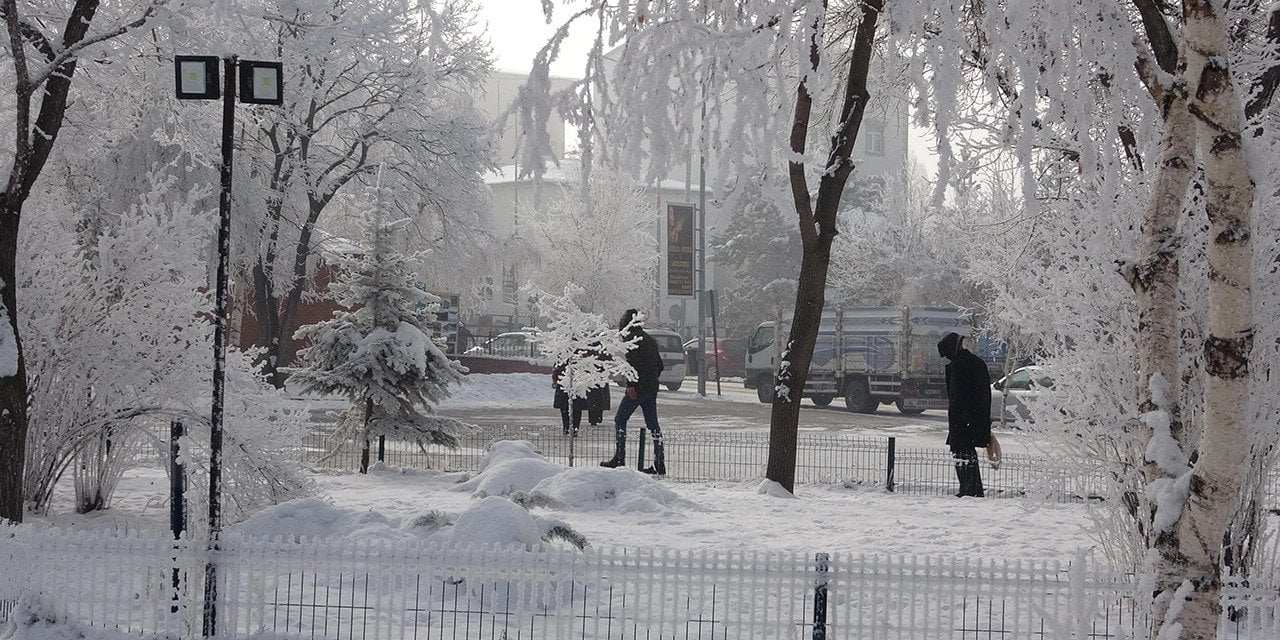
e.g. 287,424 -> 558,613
666,203 -> 695,297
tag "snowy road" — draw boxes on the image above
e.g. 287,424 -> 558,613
442,379 -> 951,436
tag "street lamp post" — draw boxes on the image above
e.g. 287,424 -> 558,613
175,54 -> 282,638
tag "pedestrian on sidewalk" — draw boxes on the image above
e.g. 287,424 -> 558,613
938,331 -> 991,497
600,309 -> 667,475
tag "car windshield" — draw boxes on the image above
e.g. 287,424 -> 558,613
650,333 -> 684,353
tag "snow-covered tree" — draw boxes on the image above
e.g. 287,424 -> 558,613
829,167 -> 980,309
16,168 -> 309,518
707,173 -> 800,339
292,181 -> 470,473
524,165 -> 658,317
531,284 -> 637,401
889,1 -> 1279,635
237,0 -> 493,387
0,0 -> 192,522
520,2 -> 890,492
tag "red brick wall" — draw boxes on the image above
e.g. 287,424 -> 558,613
455,355 -> 554,375
235,261 -> 346,364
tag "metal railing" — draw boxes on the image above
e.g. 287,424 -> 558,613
302,427 -> 1111,503
2,527 -> 1278,639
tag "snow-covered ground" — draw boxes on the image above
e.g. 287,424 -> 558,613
24,372 -> 1093,560
41,452 -> 1097,562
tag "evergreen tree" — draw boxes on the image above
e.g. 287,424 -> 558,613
293,184 -> 468,472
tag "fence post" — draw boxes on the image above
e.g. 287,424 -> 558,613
637,427 -> 647,471
886,437 -> 896,492
170,420 -> 186,537
169,420 -> 185,615
812,553 -> 829,640
377,435 -> 386,463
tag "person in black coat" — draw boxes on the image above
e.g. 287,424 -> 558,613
938,332 -> 992,497
600,308 -> 667,475
552,348 -> 612,435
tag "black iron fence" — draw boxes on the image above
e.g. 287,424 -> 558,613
303,426 -> 1110,502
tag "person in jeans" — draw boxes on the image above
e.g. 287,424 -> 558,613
600,309 -> 667,475
937,331 -> 992,497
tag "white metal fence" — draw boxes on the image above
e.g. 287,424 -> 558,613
2,526 -> 1278,639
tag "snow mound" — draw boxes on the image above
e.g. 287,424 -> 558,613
440,373 -> 550,409
230,495 -> 583,550
477,439 -> 546,472
448,496 -> 544,548
453,457 -> 565,497
235,498 -> 360,541
757,480 -> 798,499
532,467 -> 682,513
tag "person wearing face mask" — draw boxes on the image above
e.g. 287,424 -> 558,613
937,331 -> 991,497
600,308 -> 666,475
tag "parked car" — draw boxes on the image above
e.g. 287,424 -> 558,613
683,337 -> 747,381
990,366 -> 1053,425
647,329 -> 688,391
464,331 -> 543,359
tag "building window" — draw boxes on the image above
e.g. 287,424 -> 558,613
865,124 -> 885,156
481,277 -> 495,301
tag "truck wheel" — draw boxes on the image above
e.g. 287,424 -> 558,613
756,376 -> 776,403
666,381 -> 682,391
811,394 -> 834,407
843,379 -> 877,413
707,363 -> 720,382
895,399 -> 926,416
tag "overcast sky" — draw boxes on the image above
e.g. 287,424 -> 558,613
476,1 -> 594,78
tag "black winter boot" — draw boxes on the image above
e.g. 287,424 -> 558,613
600,458 -> 624,468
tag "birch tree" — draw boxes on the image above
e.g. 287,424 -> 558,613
0,0 -> 185,523
890,1 -> 1278,635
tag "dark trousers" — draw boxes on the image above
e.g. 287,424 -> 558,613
951,446 -> 984,497
559,404 -> 584,434
611,391 -> 664,467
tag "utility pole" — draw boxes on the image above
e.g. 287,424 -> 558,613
696,80 -> 708,397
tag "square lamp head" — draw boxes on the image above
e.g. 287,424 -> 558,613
174,56 -> 220,100
239,60 -> 284,105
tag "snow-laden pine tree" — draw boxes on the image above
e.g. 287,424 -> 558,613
292,182 -> 469,473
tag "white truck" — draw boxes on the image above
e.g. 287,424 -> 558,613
743,306 -> 975,414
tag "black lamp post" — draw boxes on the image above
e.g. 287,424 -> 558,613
175,54 -> 282,638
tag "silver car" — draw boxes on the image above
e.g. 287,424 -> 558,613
647,329 -> 689,391
991,366 -> 1053,425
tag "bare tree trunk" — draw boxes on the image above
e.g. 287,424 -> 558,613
0,206 -> 28,522
1151,1 -> 1256,636
766,0 -> 881,493
0,0 -> 106,522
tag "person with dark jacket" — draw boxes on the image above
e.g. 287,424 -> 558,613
552,349 -> 611,435
600,309 -> 667,475
938,332 -> 992,497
